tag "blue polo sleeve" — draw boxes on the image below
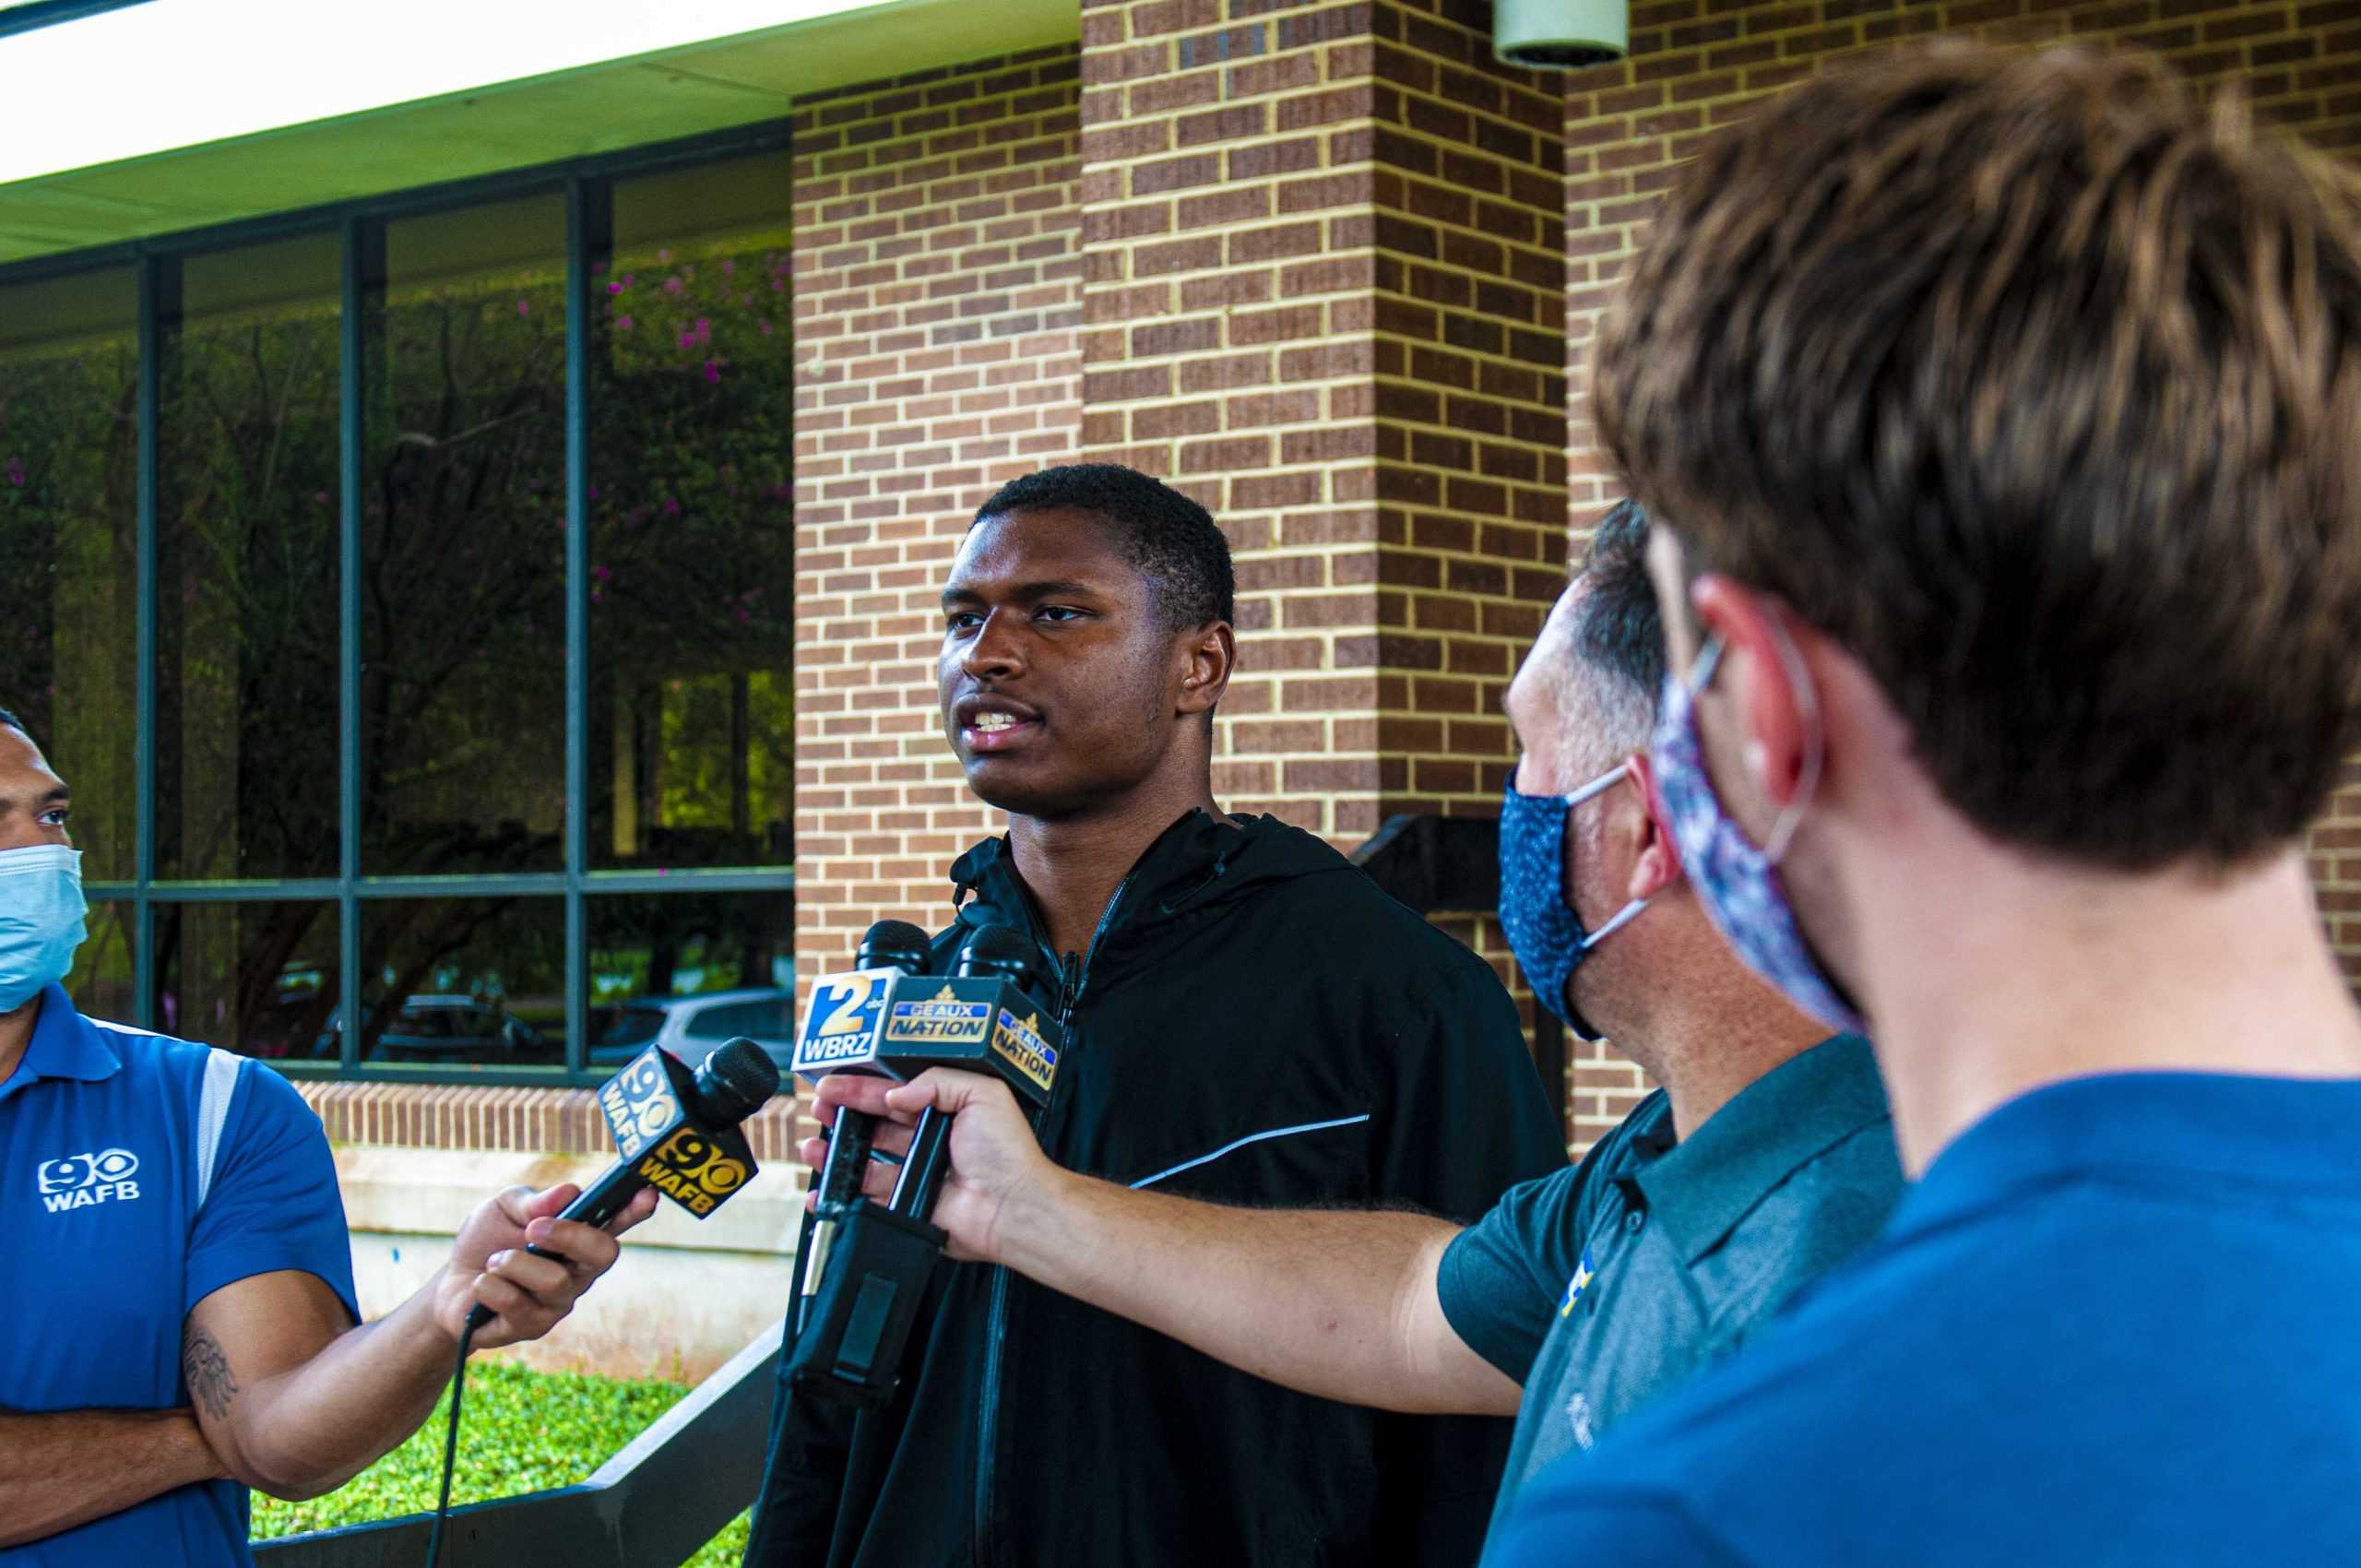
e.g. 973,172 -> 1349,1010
184,1063 -> 359,1324
1436,1160 -> 1585,1384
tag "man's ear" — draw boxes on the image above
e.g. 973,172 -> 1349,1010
1691,575 -> 1812,811
1621,753 -> 1682,901
1176,621 -> 1235,719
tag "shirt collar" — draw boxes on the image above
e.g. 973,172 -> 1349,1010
0,984 -> 122,1101
1631,1033 -> 1890,1265
1892,1070 -> 2361,1240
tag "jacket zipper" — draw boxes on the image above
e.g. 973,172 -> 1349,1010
972,869 -> 1136,1564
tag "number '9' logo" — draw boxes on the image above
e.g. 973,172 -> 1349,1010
658,1131 -> 749,1195
38,1147 -> 139,1194
624,1056 -> 676,1138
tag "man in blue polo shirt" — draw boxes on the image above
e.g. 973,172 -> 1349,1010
1489,42 -> 2361,1567
0,708 -> 660,1565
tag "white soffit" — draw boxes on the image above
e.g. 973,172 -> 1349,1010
0,0 -> 1078,265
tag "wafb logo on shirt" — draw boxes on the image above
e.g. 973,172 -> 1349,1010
1558,1248 -> 1596,1317
36,1146 -> 143,1211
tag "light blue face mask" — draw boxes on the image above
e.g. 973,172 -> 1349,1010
0,845 -> 88,1013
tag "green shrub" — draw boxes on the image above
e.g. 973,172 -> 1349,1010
249,1360 -> 750,1567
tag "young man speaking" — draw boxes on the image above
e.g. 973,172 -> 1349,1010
747,464 -> 1567,1567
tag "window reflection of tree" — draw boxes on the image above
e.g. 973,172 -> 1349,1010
4,172 -> 797,1069
0,270 -> 140,884
154,242 -> 345,1053
590,180 -> 794,873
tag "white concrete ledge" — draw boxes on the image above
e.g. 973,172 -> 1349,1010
332,1144 -> 808,1257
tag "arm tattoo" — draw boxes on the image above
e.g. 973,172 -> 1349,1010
182,1324 -> 239,1422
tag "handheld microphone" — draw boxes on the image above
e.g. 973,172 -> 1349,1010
783,924 -> 1064,1408
463,1038 -> 779,1334
793,920 -> 934,1331
431,1038 -> 777,1568
885,925 -> 1059,1215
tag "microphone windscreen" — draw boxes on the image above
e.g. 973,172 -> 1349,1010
694,1038 -> 783,1125
856,920 -> 933,972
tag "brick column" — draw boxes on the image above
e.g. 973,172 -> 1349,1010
1563,0 -> 2361,1141
1072,0 -> 1572,1063
1077,0 -> 1568,842
790,49 -> 1085,995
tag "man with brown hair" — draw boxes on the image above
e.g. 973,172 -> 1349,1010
1489,42 -> 2361,1568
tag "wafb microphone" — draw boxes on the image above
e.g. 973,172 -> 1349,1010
784,924 -> 1063,1407
462,1038 -> 778,1333
793,920 -> 933,1330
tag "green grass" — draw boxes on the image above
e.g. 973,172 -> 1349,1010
249,1360 -> 751,1567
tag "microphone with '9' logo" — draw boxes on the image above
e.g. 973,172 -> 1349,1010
463,1037 -> 780,1332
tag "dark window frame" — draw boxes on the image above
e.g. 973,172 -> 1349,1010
0,121 -> 796,1087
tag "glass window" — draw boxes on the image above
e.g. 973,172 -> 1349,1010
593,1003 -> 668,1051
64,901 -> 137,1024
3,139 -> 792,1084
591,157 -> 794,871
362,195 -> 568,876
158,233 -> 343,880
358,897 -> 564,1072
684,996 -> 792,1041
0,268 -> 139,883
587,892 -> 791,1066
152,901 -> 338,1060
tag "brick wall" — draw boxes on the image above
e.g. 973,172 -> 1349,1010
1075,0 -> 1568,843
2316,764 -> 2361,991
790,48 -> 1087,989
295,1081 -> 803,1163
1072,0 -> 1572,1058
1560,0 -> 2361,1139
790,6 -> 1585,1137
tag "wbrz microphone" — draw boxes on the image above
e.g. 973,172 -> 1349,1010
783,924 -> 1064,1407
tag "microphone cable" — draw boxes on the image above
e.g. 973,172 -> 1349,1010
422,1316 -> 480,1567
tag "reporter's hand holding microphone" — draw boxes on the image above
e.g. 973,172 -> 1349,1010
801,1065 -> 1058,1266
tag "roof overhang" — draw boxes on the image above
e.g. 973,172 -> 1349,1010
0,0 -> 1077,266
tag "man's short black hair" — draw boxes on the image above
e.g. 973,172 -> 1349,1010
0,707 -> 24,743
1573,499 -> 1667,715
972,464 -> 1235,634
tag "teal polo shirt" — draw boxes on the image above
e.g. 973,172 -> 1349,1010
1437,1033 -> 1900,1551
0,983 -> 357,1567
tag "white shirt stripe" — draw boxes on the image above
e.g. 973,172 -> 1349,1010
1129,1113 -> 1372,1192
194,1049 -> 243,1210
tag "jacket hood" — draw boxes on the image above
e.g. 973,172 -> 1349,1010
945,810 -> 1353,961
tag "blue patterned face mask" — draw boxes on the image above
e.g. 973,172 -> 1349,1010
1649,635 -> 1866,1035
0,844 -> 87,1013
1499,766 -> 1652,1043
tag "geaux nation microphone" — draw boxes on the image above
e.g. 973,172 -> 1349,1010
462,1038 -> 779,1333
794,919 -> 934,1334
783,924 -> 1062,1406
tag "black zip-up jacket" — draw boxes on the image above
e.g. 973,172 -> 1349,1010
749,811 -> 1566,1568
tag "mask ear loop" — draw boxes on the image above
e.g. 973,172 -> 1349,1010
1560,765 -> 1629,810
1627,752 -> 1679,881
1567,758 -> 1655,949
1755,618 -> 1825,867
1682,627 -> 1823,867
